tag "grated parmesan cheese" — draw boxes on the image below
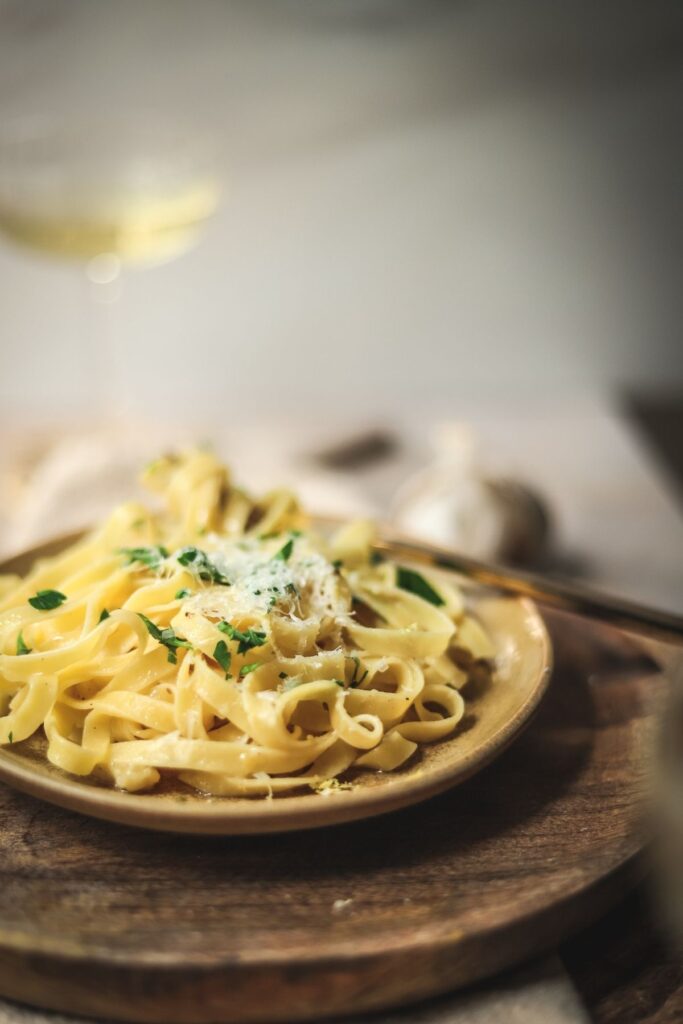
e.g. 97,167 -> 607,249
181,533 -> 350,624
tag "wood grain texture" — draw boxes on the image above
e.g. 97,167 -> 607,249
563,882 -> 683,1024
0,611 -> 661,1023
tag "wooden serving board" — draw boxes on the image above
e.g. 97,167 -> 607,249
0,611 -> 662,1023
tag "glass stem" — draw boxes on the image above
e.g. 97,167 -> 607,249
82,253 -> 122,422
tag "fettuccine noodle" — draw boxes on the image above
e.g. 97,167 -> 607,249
0,451 -> 495,797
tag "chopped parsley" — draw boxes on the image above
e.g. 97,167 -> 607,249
7,731 -> 13,743
98,608 -> 110,623
28,589 -> 67,611
175,588 -> 192,600
119,546 -> 168,572
176,547 -> 230,585
332,559 -> 343,570
349,655 -> 368,688
16,630 -> 31,656
176,549 -> 197,567
213,640 -> 232,678
370,551 -> 385,566
239,662 -> 261,677
137,613 -> 192,664
138,614 -> 163,640
217,621 -> 267,654
396,567 -> 445,607
273,538 -> 294,563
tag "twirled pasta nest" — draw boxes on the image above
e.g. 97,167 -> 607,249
0,450 -> 495,797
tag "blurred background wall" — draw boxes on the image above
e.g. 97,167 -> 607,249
0,0 -> 681,425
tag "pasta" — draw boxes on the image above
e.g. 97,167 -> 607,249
0,450 -> 495,797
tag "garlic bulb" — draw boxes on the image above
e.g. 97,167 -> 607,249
391,424 -> 550,564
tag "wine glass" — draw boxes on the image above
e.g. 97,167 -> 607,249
0,114 -> 221,267
0,113 -> 222,541
0,112 -> 222,404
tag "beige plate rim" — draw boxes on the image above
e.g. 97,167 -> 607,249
0,529 -> 553,835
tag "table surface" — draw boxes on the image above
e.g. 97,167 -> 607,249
0,392 -> 680,1023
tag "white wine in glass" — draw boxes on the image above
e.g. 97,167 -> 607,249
0,178 -> 220,266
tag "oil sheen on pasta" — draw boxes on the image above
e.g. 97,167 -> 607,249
0,451 -> 495,796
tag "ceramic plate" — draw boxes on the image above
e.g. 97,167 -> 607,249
0,532 -> 552,833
